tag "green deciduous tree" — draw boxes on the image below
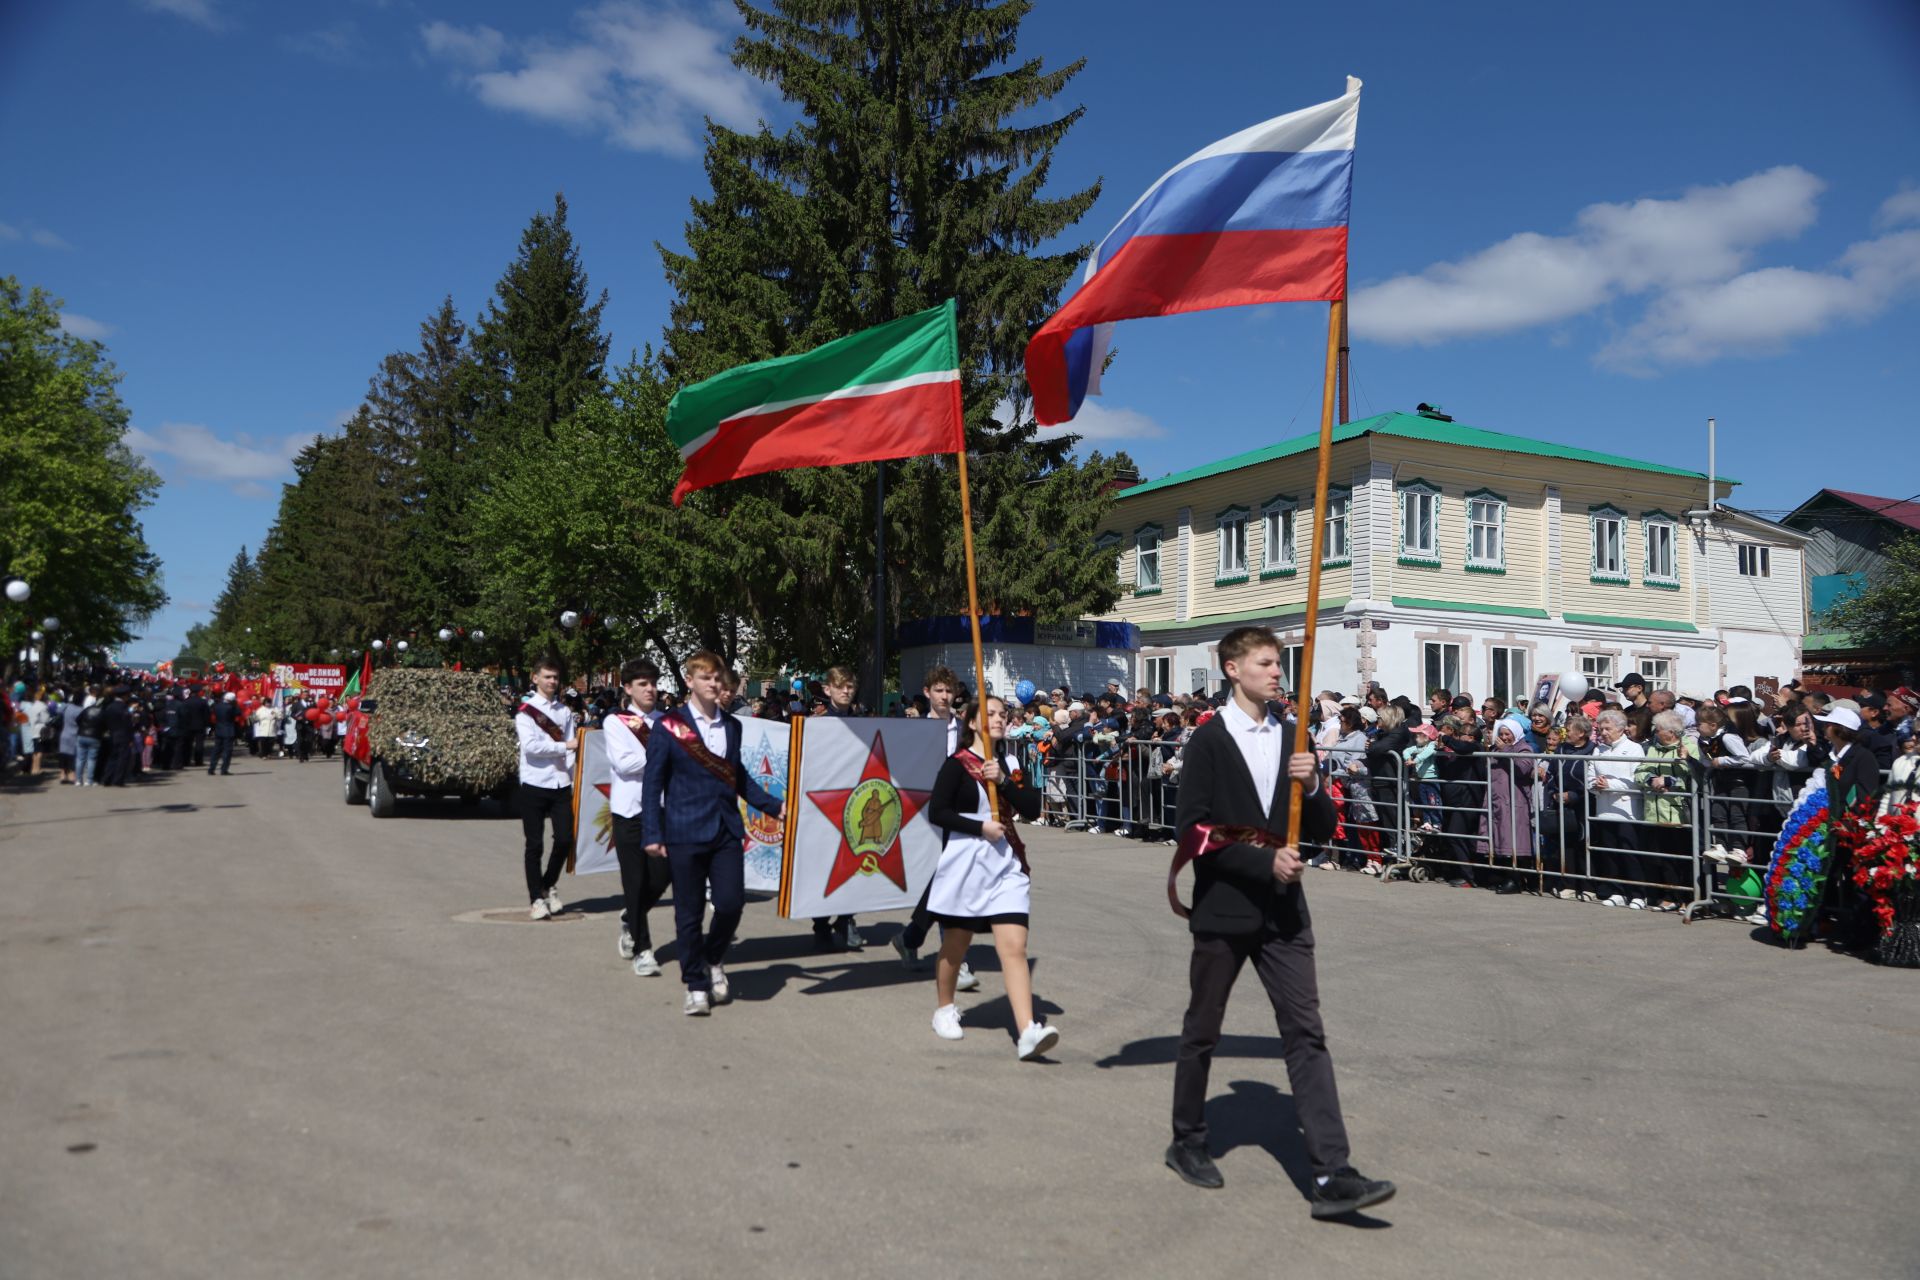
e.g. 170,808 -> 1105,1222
0,277 -> 167,665
1826,534 -> 1920,657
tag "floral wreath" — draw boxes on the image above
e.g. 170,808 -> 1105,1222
1765,772 -> 1831,942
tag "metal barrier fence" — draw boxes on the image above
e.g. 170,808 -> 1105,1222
1008,734 -> 1834,923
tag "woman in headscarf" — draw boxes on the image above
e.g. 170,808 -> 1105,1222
1486,714 -> 1537,894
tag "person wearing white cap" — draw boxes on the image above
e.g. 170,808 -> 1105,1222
1814,706 -> 1880,816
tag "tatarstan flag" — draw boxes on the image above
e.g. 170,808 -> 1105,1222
667,299 -> 964,505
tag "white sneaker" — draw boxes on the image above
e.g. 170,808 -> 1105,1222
632,950 -> 661,977
545,888 -> 564,915
618,930 -> 637,961
931,1004 -> 964,1040
1017,1020 -> 1060,1061
1556,888 -> 1577,900
529,898 -> 551,920
1604,894 -> 1627,908
683,990 -> 711,1016
955,962 -> 981,992
1628,898 -> 1647,910
1744,910 -> 1769,926
709,965 -> 731,1005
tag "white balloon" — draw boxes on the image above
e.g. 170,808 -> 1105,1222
4,579 -> 28,603
1557,673 -> 1589,703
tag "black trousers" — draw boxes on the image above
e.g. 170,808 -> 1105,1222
189,733 -> 206,767
899,879 -> 937,951
102,739 -> 132,787
520,783 -> 573,902
610,811 -> 673,951
207,735 -> 235,775
1172,922 -> 1352,1179
669,836 -> 744,993
1589,817 -> 1647,898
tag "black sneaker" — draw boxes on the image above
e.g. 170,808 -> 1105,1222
1164,1141 -> 1224,1189
1310,1166 -> 1395,1218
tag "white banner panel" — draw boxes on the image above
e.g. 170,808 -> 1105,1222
735,716 -> 791,893
570,728 -> 618,876
779,717 -> 949,919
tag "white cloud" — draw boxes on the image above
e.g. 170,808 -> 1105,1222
1353,167 -> 1920,373
1,221 -> 72,249
421,3 -> 766,157
283,23 -> 361,65
137,0 -> 222,30
124,423 -> 316,493
1599,228 -> 1920,371
1353,166 -> 1824,346
59,312 -> 114,341
421,20 -> 505,69
1877,188 -> 1920,230
995,394 -> 1167,444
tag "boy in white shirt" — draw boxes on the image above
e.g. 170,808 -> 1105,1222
606,659 -> 669,975
517,657 -> 578,919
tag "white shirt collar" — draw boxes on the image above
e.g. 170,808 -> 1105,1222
1222,697 -> 1278,735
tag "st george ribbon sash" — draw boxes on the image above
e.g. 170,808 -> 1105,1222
518,702 -> 566,742
658,713 -> 739,787
1167,823 -> 1293,919
955,749 -> 1028,873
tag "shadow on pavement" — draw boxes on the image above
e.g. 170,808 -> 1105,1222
1093,1033 -> 1286,1070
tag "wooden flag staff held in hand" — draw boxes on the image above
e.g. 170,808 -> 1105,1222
1288,297 -> 1344,835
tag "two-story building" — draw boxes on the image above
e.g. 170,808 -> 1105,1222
1093,405 -> 1809,701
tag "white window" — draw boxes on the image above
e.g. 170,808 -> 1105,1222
1323,489 -> 1351,565
1278,644 -> 1305,697
1644,513 -> 1678,586
1399,481 -> 1439,563
1135,525 -> 1162,593
1590,506 -> 1626,582
1261,495 -> 1296,575
1142,655 -> 1171,696
1637,656 -> 1673,692
1095,532 -> 1123,586
1423,642 -> 1462,698
1490,646 -> 1528,706
1215,506 -> 1249,582
1577,652 -> 1616,691
1738,543 -> 1771,577
1467,490 -> 1506,571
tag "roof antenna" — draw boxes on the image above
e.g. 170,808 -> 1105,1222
1707,416 -> 1717,516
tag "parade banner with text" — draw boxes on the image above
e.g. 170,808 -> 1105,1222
778,717 -> 949,919
271,663 -> 348,697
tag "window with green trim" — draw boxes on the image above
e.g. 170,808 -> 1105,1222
1590,505 -> 1627,583
1399,480 -> 1439,564
1466,489 -> 1506,571
1215,506 -> 1249,582
1261,495 -> 1296,575
1322,489 -> 1351,565
1134,525 -> 1162,593
1643,512 -> 1678,586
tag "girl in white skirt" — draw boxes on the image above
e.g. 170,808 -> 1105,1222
926,695 -> 1058,1061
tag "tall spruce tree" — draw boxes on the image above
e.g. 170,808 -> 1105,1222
653,0 -> 1129,678
206,546 -> 259,656
472,193 -> 610,456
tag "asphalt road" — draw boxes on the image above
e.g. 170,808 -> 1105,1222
4,758 -> 1918,1280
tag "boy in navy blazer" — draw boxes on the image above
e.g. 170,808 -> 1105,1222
642,650 -> 783,1016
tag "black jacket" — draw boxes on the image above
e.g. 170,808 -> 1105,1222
928,754 -> 1041,841
1173,712 -> 1336,937
211,701 -> 244,739
1830,744 -> 1882,816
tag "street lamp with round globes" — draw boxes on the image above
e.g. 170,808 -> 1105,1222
30,630 -> 44,643
4,578 -> 29,604
471,629 -> 486,642
42,617 -> 59,633
396,640 -> 409,654
559,610 -> 580,630
437,627 -> 454,642
371,639 -> 386,651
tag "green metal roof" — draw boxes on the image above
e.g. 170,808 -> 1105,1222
1118,411 -> 1739,500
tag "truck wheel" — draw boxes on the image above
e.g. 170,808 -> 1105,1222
343,756 -> 368,805
368,761 -> 397,818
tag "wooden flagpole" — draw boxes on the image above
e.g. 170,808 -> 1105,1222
1286,298 -> 1345,839
954,441 -> 1001,820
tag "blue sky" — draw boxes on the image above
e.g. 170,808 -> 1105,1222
4,0 -> 1917,662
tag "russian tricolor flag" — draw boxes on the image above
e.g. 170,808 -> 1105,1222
1025,77 -> 1360,426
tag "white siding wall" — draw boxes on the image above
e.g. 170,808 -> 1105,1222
1703,527 -> 1805,636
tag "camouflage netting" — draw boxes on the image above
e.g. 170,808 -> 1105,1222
366,668 -> 519,792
